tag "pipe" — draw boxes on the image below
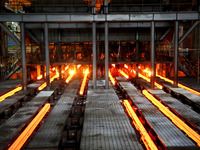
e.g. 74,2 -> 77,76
150,21 -> 155,89
174,21 -> 179,87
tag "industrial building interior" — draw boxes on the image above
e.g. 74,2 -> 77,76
0,0 -> 200,149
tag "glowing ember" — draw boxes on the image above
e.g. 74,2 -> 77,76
119,70 -> 129,79
109,71 -> 116,85
142,90 -> 200,146
79,69 -> 89,95
123,100 -> 158,150
8,103 -> 50,150
0,85 -> 22,102
77,65 -> 81,68
37,75 -> 43,80
157,75 -> 200,96
65,66 -> 69,71
66,70 -> 75,83
52,67 -> 55,71
124,64 -> 128,69
38,74 -> 59,91
112,64 -> 116,67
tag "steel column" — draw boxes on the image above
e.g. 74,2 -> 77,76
20,22 -> 27,90
92,0 -> 95,14
44,23 -> 50,90
104,0 -> 108,14
174,21 -> 179,87
136,31 -> 139,78
105,22 -> 109,89
150,21 -> 155,89
92,22 -> 97,89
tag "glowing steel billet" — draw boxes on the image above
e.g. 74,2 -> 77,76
157,75 -> 200,96
38,74 -> 59,91
142,90 -> 200,146
139,73 -> 163,89
123,100 -> 158,150
119,70 -> 129,79
66,70 -> 75,83
0,85 -> 22,102
8,103 -> 50,150
109,71 -> 116,85
79,70 -> 89,95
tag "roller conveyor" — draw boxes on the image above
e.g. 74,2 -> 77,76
0,81 -> 61,150
137,78 -> 200,130
0,79 -> 22,95
118,80 -> 198,150
156,78 -> 200,105
26,80 -> 80,149
80,80 -> 143,150
0,81 -> 44,117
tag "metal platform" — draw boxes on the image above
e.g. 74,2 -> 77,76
0,79 -> 22,95
156,78 -> 200,105
80,80 -> 143,150
0,81 -> 43,113
118,80 -> 198,150
0,81 -> 60,150
137,78 -> 200,130
26,80 -> 80,150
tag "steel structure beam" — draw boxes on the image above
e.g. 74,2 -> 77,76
44,23 -> 50,90
0,13 -> 199,22
92,22 -> 97,90
25,22 -> 172,29
26,29 -> 40,44
150,21 -> 155,89
179,20 -> 200,45
174,21 -> 179,88
105,22 -> 109,89
0,22 -> 21,46
159,28 -> 171,41
20,22 -> 27,90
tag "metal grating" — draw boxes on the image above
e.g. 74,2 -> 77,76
26,80 -> 80,149
80,80 -> 143,150
149,89 -> 200,130
120,81 -> 198,149
0,81 -> 59,150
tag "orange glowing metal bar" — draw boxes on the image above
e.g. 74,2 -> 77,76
123,100 -> 158,150
0,85 -> 22,102
157,75 -> 200,96
38,74 -> 59,91
139,73 -> 163,89
109,71 -> 116,85
79,69 -> 89,95
66,70 -> 75,83
119,70 -> 129,79
142,90 -> 200,146
8,103 -> 50,150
